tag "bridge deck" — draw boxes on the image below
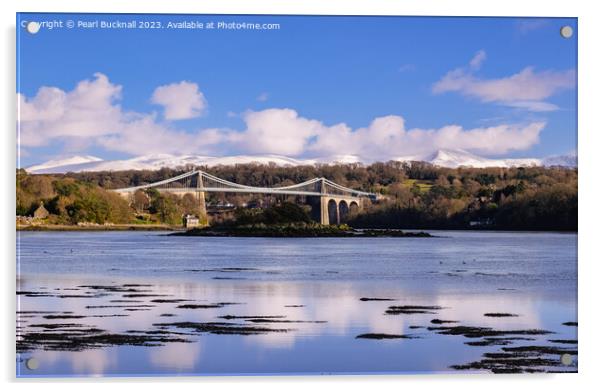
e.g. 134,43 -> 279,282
112,170 -> 377,200
116,187 -> 369,198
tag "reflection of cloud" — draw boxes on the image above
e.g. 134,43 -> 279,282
149,341 -> 202,371
19,274 -> 550,375
432,294 -> 543,329
71,348 -> 116,376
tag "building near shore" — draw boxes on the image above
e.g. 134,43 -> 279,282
33,202 -> 49,220
184,214 -> 200,228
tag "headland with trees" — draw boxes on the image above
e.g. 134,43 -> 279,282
16,160 -> 577,232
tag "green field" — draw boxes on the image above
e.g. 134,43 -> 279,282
402,179 -> 433,193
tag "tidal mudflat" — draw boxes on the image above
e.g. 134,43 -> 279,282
16,231 -> 577,376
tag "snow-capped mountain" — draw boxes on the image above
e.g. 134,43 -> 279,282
396,149 -> 543,169
25,154 -> 318,174
25,155 -> 103,173
542,154 -> 577,167
24,150 -> 577,174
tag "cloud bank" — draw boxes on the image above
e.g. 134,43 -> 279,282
18,73 -> 545,162
433,51 -> 575,112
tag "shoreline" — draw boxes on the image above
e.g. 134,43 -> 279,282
171,226 -> 433,238
16,224 -> 577,234
17,224 -> 180,232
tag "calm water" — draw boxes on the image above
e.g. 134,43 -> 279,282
16,231 -> 578,377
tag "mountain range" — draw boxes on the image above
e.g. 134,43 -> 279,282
24,149 -> 577,174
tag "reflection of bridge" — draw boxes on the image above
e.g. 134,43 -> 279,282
113,170 -> 378,225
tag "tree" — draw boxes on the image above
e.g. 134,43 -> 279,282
151,194 -> 182,225
132,190 -> 150,212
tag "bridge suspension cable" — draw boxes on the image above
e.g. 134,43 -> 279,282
113,170 -> 377,199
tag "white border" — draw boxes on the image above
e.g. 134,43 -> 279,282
2,1 -> 600,390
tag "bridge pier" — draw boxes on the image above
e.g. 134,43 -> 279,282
319,196 -> 362,225
195,190 -> 208,226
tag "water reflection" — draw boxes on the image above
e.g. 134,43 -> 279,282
17,275 -> 576,376
16,231 -> 577,376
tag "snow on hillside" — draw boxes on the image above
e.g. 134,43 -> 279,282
418,149 -> 541,169
24,150 -> 577,174
25,154 -> 317,174
25,155 -> 104,173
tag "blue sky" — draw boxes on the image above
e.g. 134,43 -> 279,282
17,13 -> 577,167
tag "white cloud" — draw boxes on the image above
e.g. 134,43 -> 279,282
19,73 -> 123,147
18,73 -> 223,155
305,112 -> 544,159
503,100 -> 559,112
97,114 -> 226,156
18,73 -> 546,162
151,81 -> 207,120
469,50 -> 486,70
231,108 -> 330,156
433,51 -> 575,111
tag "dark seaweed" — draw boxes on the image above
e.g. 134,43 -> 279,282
177,304 -> 224,309
430,319 -> 459,324
385,305 -> 444,315
356,333 -> 418,340
154,321 -> 289,335
428,325 -> 554,338
359,297 -> 395,301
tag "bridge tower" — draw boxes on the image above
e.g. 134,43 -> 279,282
195,171 -> 209,226
319,178 -> 331,225
113,170 -> 374,227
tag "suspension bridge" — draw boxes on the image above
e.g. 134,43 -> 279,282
113,170 -> 378,225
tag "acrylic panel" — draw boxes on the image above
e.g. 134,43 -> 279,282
16,13 -> 578,377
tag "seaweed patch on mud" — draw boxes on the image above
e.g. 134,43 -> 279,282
359,297 -> 396,301
428,325 -> 554,338
177,303 -> 228,309
245,319 -> 326,324
219,315 -> 286,320
17,291 -> 55,297
451,344 -> 578,373
185,267 -> 259,273
42,314 -> 87,320
154,321 -> 290,335
385,305 -> 444,315
17,329 -> 190,352
42,314 -> 129,319
464,337 -> 536,346
484,313 -> 519,318
548,339 -> 578,344
218,315 -> 326,324
85,305 -> 156,309
430,319 -> 459,324
356,333 -> 419,340
78,285 -> 153,293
